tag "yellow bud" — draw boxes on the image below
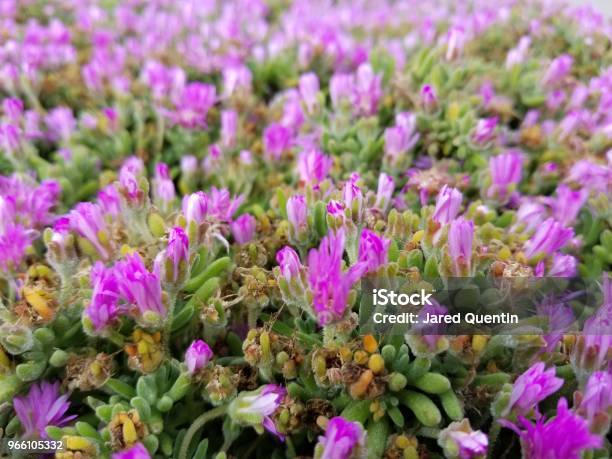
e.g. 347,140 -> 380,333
23,286 -> 54,320
363,335 -> 378,353
498,246 -> 512,261
472,335 -> 489,353
447,102 -> 460,122
368,354 -> 385,374
353,350 -> 369,365
66,436 -> 92,450
122,419 -> 138,445
411,230 -> 424,244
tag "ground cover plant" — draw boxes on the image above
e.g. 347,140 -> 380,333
0,0 -> 611,458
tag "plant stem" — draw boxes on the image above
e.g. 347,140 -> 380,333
178,405 -> 227,459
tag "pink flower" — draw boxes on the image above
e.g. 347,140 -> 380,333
162,227 -> 189,283
287,195 -> 308,239
170,82 -> 216,129
276,246 -> 303,282
68,202 -> 110,260
314,416 -> 365,459
85,261 -> 121,333
13,381 -> 76,439
421,84 -> 438,111
472,117 -> 497,145
487,151 -> 523,201
231,214 -> 256,244
115,253 -> 165,319
503,362 -> 563,417
523,218 -> 574,261
182,191 -> 209,226
263,123 -> 292,160
448,217 -> 474,276
299,72 -> 320,113
221,110 -> 238,149
297,149 -> 332,184
112,443 -> 151,459
358,229 -> 390,274
185,339 -> 213,375
500,398 -> 602,459
432,185 -> 462,225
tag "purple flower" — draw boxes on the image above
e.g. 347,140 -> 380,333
314,416 -> 365,459
228,384 -> 286,439
208,187 -> 243,222
343,177 -> 363,221
115,253 -> 165,320
472,117 -> 497,145
330,73 -> 354,110
299,72 -> 320,113
287,195 -> 308,239
263,123 -> 292,160
439,419 -> 488,459
221,110 -> 238,149
162,227 -> 189,283
523,218 -> 574,261
119,170 -> 143,206
432,185 -> 462,225
185,339 -> 213,375
180,155 -> 198,177
276,246 -> 303,282
68,202 -> 111,260
297,149 -> 332,184
0,174 -> 59,227
374,173 -> 394,212
3,97 -> 24,123
503,362 -> 563,417
120,156 -> 145,178
0,123 -> 20,153
487,151 -> 522,201
358,229 -> 390,274
152,163 -> 176,210
182,192 -> 209,226
85,261 -> 121,333
0,220 -> 32,272
45,106 -> 75,142
384,112 -> 419,163
231,214 -> 256,244
448,217 -> 474,276
566,160 -> 611,194
420,84 -> 438,111
308,231 -> 362,325
513,200 -> 548,233
543,54 -> 573,87
281,95 -> 305,132
549,184 -> 588,226
170,82 -> 216,129
13,381 -> 76,439
445,26 -> 466,61
351,63 -> 382,116
223,65 -> 252,98
500,398 -> 602,459
577,371 -> 612,432
506,36 -> 531,68
98,184 -> 121,216
112,443 -> 151,459
545,253 -> 577,277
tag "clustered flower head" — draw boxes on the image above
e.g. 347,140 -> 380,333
0,0 -> 611,457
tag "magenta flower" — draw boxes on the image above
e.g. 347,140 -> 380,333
287,195 -> 308,240
343,177 -> 363,221
314,416 -> 365,459
472,117 -> 497,145
85,261 -> 121,333
297,149 -> 332,184
182,191 -> 209,226
180,155 -> 198,177
503,362 -> 563,417
384,112 -> 420,163
299,72 -> 320,113
13,381 -> 76,439
513,200 -> 547,233
228,384 -> 287,440
221,109 -> 238,149
566,159 -> 611,194
208,187 -> 243,222
577,371 -> 612,433
263,123 -> 292,160
487,151 -> 522,201
120,156 -> 145,178
374,173 -> 394,212
549,184 -> 588,226
445,26 -> 466,61
0,220 -> 32,272
45,106 -> 75,142
169,82 -> 216,129
523,218 -> 574,261
543,54 -> 573,87
97,184 -> 121,217
420,84 -> 438,111
0,174 -> 60,227
432,185 -> 462,225
308,231 -> 362,325
500,398 -> 602,459
351,63 -> 382,116
448,217 -> 474,276
68,202 -> 111,260
543,253 -> 577,277
112,443 -> 151,459
223,65 -> 252,98
3,97 -> 24,123
439,419 -> 488,459
276,246 -> 303,282
231,214 -> 256,244
185,339 -> 213,375
281,95 -> 305,133
152,163 -> 176,210
162,226 -> 190,283
358,229 -> 390,274
115,253 -> 165,319
330,73 -> 355,110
